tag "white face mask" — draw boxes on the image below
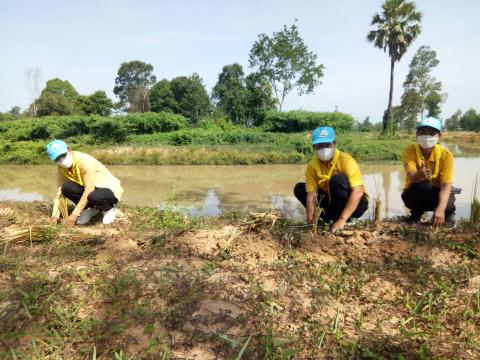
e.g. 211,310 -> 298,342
316,147 -> 334,162
58,154 -> 73,169
417,135 -> 438,149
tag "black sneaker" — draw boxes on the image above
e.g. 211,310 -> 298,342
445,214 -> 456,229
403,212 -> 422,224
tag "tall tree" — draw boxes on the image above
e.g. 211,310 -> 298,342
359,116 -> 374,132
249,22 -> 324,111
212,63 -> 248,124
367,0 -> 422,134
40,78 -> 79,100
80,91 -> 113,116
400,46 -> 445,123
444,110 -> 462,131
34,78 -> 81,116
460,109 -> 480,131
8,106 -> 21,116
424,90 -> 444,117
399,89 -> 422,132
245,73 -> 277,125
130,87 -> 151,113
170,73 -> 210,122
36,93 -> 76,116
113,60 -> 156,111
149,79 -> 178,113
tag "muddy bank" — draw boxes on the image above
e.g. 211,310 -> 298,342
0,201 -> 479,359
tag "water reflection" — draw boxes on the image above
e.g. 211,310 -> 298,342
0,188 -> 44,202
1,159 -> 479,220
443,142 -> 480,154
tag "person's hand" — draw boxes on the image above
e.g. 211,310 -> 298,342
49,217 -> 59,225
66,214 -> 78,226
330,217 -> 347,233
418,160 -> 432,180
431,208 -> 445,227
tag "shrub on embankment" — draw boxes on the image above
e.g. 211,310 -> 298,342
0,112 -> 188,143
263,110 -> 354,132
0,112 -> 414,164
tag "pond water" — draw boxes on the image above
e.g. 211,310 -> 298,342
1,158 -> 479,220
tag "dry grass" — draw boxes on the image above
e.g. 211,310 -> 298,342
244,210 -> 281,230
59,196 -> 69,221
1,225 -> 103,254
1,226 -> 54,252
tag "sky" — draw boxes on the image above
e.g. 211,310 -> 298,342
1,0 -> 479,122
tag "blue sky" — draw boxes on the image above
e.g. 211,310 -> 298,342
1,0 -> 479,122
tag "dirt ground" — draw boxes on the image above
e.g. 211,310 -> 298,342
0,201 -> 479,359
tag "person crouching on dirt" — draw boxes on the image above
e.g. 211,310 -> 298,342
401,116 -> 455,227
46,140 -> 124,226
293,126 -> 368,233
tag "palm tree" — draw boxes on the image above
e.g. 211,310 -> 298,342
367,0 -> 422,134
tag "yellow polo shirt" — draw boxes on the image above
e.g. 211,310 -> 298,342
305,150 -> 365,193
402,144 -> 454,189
52,151 -> 124,218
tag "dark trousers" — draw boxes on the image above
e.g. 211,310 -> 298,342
61,181 -> 118,212
294,173 -> 369,222
401,181 -> 456,221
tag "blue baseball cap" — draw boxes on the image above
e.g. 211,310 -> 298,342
311,126 -> 335,145
416,116 -> 442,132
46,140 -> 68,161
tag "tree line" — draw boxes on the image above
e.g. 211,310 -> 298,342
2,22 -> 324,127
1,0 -> 477,133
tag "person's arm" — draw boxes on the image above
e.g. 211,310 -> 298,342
306,191 -> 318,226
330,186 -> 363,232
432,183 -> 452,227
51,170 -> 65,223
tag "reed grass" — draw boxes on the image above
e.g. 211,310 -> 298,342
470,174 -> 480,228
372,175 -> 382,222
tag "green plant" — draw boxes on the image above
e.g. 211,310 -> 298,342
90,118 -> 131,143
104,269 -> 140,301
470,174 -> 480,228
262,328 -> 298,359
264,110 -> 354,133
219,334 -> 253,360
114,349 -> 134,360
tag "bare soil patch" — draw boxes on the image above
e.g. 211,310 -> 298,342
0,201 -> 479,359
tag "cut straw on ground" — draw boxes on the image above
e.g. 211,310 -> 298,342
1,225 -> 103,253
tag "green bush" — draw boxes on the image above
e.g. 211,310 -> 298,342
196,117 -> 237,131
60,117 -> 92,137
125,112 -> 187,133
0,140 -> 48,164
90,119 -> 131,143
168,131 -> 194,145
28,124 -> 51,140
0,113 -> 190,143
264,111 -> 354,133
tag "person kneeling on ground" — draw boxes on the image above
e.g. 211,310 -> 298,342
46,140 -> 124,226
294,126 -> 369,233
401,116 -> 455,227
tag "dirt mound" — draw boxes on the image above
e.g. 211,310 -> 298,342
1,201 -> 479,359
